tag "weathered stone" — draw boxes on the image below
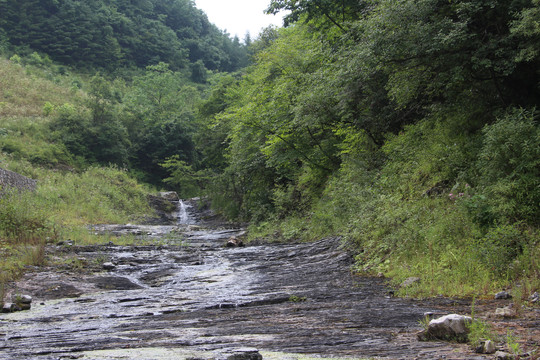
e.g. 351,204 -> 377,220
401,277 -> 420,288
0,167 -> 37,193
226,348 -> 263,360
494,306 -> 516,318
495,291 -> 512,300
495,351 -> 515,360
530,291 -> 539,303
2,302 -> 15,313
17,294 -> 33,304
159,191 -> 180,201
417,314 -> 471,342
102,262 -> 116,270
483,340 -> 497,354
15,303 -> 31,311
226,236 -> 244,248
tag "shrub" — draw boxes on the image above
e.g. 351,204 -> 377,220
478,108 -> 540,224
473,224 -> 524,278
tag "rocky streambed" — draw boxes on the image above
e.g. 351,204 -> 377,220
0,199 -> 533,360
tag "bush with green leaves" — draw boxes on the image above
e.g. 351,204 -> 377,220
477,108 -> 540,225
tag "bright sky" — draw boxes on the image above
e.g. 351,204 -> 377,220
195,0 -> 285,39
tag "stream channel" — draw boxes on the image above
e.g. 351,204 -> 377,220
0,198 -> 490,360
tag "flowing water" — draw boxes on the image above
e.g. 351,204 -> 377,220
0,199 -> 489,360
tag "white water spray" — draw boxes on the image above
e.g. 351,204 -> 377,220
177,199 -> 190,224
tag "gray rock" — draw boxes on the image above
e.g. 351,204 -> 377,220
102,262 -> 116,270
417,314 -> 471,342
226,348 -> 263,360
530,291 -> 539,303
159,191 -> 180,201
483,340 -> 497,354
495,291 -> 512,299
494,306 -> 515,318
495,351 -> 515,360
15,303 -> 31,311
401,277 -> 420,288
14,294 -> 32,304
2,302 -> 15,313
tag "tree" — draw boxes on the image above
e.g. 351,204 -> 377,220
124,63 -> 199,184
266,0 -> 367,31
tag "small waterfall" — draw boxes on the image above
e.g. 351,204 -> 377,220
177,200 -> 190,224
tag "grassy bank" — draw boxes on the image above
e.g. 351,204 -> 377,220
0,164 -> 153,298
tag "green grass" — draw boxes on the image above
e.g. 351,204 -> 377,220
0,163 -> 155,304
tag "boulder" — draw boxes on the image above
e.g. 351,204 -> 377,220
226,236 -> 245,248
401,277 -> 420,288
102,262 -> 116,271
15,303 -> 31,311
476,340 -> 497,354
12,294 -> 32,311
494,306 -> 516,318
14,294 -> 32,304
1,302 -> 15,313
495,351 -> 515,360
417,314 -> 471,342
226,348 -> 263,360
159,191 -> 180,201
495,291 -> 512,300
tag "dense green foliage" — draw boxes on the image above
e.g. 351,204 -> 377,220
0,0 -> 249,72
197,0 -> 540,296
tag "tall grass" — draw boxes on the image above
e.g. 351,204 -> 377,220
0,57 -> 84,118
0,164 -> 154,304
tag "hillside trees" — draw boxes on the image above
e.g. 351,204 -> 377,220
202,0 -> 539,293
124,63 -> 199,185
0,0 -> 249,72
205,27 -> 345,220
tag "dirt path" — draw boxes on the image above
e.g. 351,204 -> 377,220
0,203 -> 509,359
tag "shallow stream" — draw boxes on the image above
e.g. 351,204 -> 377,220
0,199 -> 490,359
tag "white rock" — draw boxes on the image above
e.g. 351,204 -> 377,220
494,306 -> 515,318
484,340 -> 496,354
401,277 -> 420,288
418,314 -> 471,342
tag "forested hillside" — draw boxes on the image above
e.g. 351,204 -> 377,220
0,0 -> 249,72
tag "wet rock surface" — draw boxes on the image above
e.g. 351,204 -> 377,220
0,203 -> 501,359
